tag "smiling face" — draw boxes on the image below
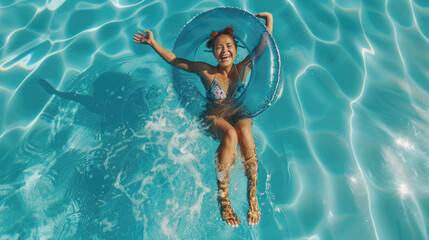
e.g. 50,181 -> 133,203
213,34 -> 237,68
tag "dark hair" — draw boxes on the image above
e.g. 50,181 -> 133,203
206,26 -> 238,51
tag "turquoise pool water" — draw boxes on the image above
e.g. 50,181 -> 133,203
1,0 -> 429,239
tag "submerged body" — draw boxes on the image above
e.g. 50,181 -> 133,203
133,12 -> 273,227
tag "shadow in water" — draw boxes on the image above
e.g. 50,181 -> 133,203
38,71 -> 162,132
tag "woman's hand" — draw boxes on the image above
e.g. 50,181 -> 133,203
133,30 -> 155,46
255,12 -> 272,19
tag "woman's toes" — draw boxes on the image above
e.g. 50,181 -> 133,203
227,218 -> 235,226
248,210 -> 260,225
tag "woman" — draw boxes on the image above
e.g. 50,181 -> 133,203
133,12 -> 273,227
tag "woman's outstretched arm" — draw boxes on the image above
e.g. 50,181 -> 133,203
133,30 -> 210,75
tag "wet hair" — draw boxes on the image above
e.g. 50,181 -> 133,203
206,26 -> 238,51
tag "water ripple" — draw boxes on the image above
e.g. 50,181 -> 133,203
1,0 -> 429,239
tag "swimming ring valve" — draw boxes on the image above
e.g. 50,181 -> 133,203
172,7 -> 281,118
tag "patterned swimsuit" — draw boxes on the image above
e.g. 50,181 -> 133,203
206,77 -> 246,102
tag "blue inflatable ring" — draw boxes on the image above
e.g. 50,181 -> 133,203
172,7 -> 281,118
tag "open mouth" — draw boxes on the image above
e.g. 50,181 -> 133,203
220,54 -> 231,62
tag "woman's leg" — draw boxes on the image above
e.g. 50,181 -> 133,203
211,117 -> 241,227
235,118 -> 260,225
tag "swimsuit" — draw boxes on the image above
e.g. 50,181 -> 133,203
206,77 -> 226,102
206,77 -> 246,102
231,81 -> 246,98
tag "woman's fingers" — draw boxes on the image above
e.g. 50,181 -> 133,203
133,35 -> 142,43
133,32 -> 147,44
138,30 -> 152,37
133,30 -> 153,44
254,12 -> 272,18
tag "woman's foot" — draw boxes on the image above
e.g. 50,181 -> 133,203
247,194 -> 260,225
218,173 -> 241,228
242,147 -> 260,225
220,198 -> 241,227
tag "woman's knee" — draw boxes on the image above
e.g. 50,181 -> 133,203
223,127 -> 238,147
235,120 -> 253,141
